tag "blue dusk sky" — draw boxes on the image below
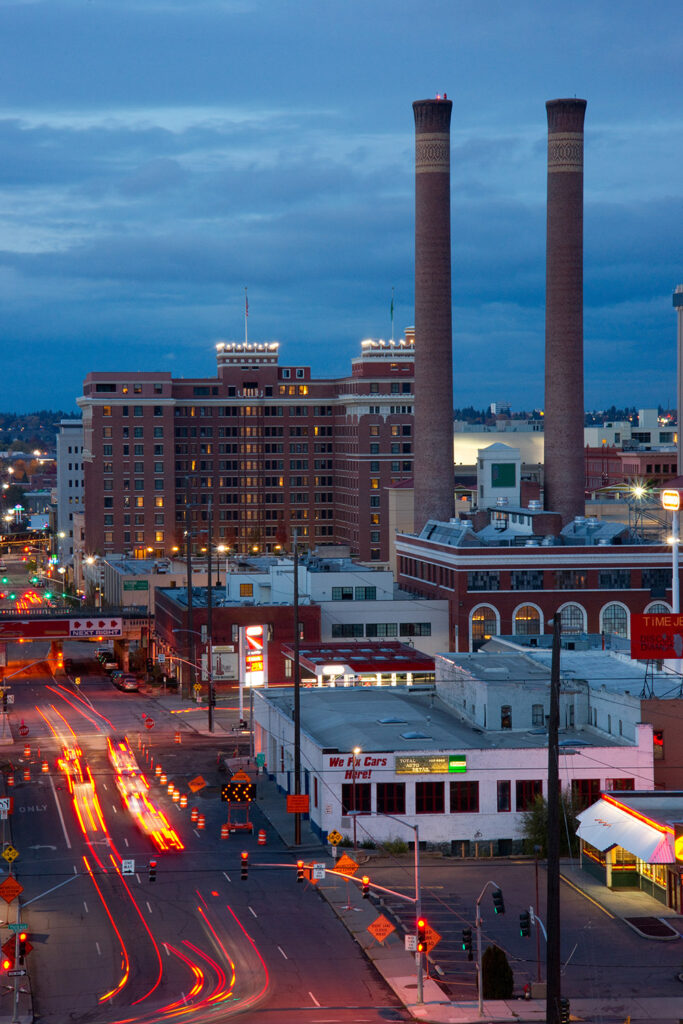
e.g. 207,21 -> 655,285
1,0 -> 681,414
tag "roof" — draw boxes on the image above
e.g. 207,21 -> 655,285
281,640 -> 435,674
260,686 -> 629,754
436,651 -> 551,686
577,791 -> 681,863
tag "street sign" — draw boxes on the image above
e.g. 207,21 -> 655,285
7,923 -> 26,932
8,969 -> 26,977
157,652 -> 165,664
405,934 -> 417,951
327,829 -> 343,846
188,775 -> 207,793
2,845 -> 19,864
335,853 -> 359,876
312,863 -> 326,880
121,859 -> 135,876
0,878 -> 23,904
74,677 -> 81,685
423,923 -> 442,955
5,694 -> 13,704
193,683 -> 202,692
18,724 -> 29,737
2,936 -> 31,957
255,752 -> 266,768
0,798 -> 12,814
286,794 -> 309,814
144,717 -> 155,730
367,914 -> 395,944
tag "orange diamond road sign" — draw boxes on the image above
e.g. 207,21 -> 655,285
367,914 -> 395,944
2,936 -> 32,958
424,923 -> 442,955
334,853 -> 359,876
0,877 -> 23,904
188,776 -> 207,793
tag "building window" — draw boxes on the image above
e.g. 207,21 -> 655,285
332,587 -> 354,600
376,783 -> 405,815
514,605 -> 540,635
331,623 -> 364,638
571,778 -> 600,811
415,782 -> 444,814
510,570 -> 544,591
341,783 -> 371,814
653,729 -> 664,760
606,778 -> 635,791
531,704 -> 544,727
500,705 -> 512,729
354,587 -> 376,600
450,780 -> 479,813
102,405 -> 112,417
467,571 -> 500,592
555,570 -> 589,590
560,604 -> 585,634
239,583 -> 253,597
497,780 -> 511,812
471,605 -> 498,648
598,569 -> 631,589
601,603 -> 628,637
516,780 -> 542,811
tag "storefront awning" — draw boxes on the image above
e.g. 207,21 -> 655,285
577,798 -> 675,864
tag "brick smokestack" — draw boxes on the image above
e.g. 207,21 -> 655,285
413,97 -> 454,531
544,98 -> 587,525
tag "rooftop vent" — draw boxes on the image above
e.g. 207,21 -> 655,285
528,500 -> 543,511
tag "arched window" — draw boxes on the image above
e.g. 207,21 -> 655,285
602,603 -> 628,637
646,602 -> 670,615
560,603 -> 585,635
514,605 -> 540,635
471,605 -> 498,650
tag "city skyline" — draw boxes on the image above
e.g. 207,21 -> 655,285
1,0 -> 682,412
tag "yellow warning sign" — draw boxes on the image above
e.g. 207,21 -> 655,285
1,845 -> 19,864
327,829 -> 343,846
367,914 -> 395,944
188,775 -> 207,793
334,853 -> 359,876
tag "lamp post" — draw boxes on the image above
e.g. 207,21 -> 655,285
351,746 -> 361,851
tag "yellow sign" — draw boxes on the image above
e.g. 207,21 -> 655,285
335,853 -> 359,876
75,677 -> 81,685
2,845 -> 19,864
188,775 -> 207,793
327,829 -> 343,846
367,914 -> 395,944
662,489 -> 681,511
193,683 -> 202,692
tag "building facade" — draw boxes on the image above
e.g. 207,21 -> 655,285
77,337 -> 414,563
56,419 -> 84,565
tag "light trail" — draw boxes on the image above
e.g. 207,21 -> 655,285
82,855 -> 131,1003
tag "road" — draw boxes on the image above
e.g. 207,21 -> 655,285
1,656 -> 407,1024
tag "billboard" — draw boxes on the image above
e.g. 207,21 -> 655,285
239,624 -> 267,687
631,613 -> 683,660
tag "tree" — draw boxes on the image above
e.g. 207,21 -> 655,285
482,944 -> 514,999
520,793 -> 579,858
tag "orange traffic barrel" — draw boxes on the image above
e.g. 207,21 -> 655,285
190,807 -> 198,824
23,768 -> 30,782
258,829 -> 266,846
179,794 -> 188,809
197,813 -> 206,830
41,761 -> 49,774
172,789 -> 180,802
7,773 -> 13,787
23,745 -> 30,758
221,823 -> 229,839
159,773 -> 167,785
154,765 -> 162,777
174,731 -> 181,744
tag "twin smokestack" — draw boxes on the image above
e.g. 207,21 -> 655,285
412,96 -> 587,531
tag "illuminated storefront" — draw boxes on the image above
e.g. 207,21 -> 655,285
577,791 -> 683,911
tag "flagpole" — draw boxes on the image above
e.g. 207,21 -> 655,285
390,286 -> 395,342
244,286 -> 248,344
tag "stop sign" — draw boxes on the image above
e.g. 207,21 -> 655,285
18,725 -> 29,738
145,718 -> 155,730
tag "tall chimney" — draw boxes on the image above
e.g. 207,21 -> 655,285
413,97 -> 454,531
544,98 -> 587,525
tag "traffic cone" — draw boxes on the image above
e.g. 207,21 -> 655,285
258,829 -> 266,846
221,823 -> 229,839
179,794 -> 188,809
197,813 -> 206,830
190,807 -> 198,824
174,731 -> 181,744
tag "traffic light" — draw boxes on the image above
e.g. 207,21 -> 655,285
361,875 -> 370,898
296,859 -> 304,882
1,956 -> 12,973
146,659 -> 154,672
519,910 -> 531,937
492,888 -> 505,914
416,917 -> 426,952
18,933 -> 27,964
559,997 -> 570,1024
148,859 -> 157,883
241,851 -> 249,881
461,927 -> 473,961
44,591 -> 52,599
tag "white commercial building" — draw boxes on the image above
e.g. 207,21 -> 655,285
56,419 -> 84,565
253,685 -> 654,850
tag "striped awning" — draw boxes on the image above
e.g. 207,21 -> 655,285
577,798 -> 675,864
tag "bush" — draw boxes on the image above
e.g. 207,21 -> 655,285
381,837 -> 409,856
360,839 -> 376,850
521,793 -> 579,858
482,943 -> 514,999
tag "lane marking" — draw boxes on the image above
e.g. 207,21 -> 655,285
248,906 -> 257,918
83,901 -> 89,913
146,901 -> 153,914
123,837 -> 129,847
135,874 -> 141,884
308,991 -> 320,1007
560,873 -> 614,918
277,945 -> 288,960
164,946 -> 170,957
95,942 -> 101,956
102,782 -> 108,791
49,774 -> 72,850
223,871 -> 231,883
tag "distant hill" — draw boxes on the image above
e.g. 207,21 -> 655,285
0,410 -> 80,451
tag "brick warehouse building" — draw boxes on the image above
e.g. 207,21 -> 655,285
396,517 -> 678,651
77,335 -> 415,561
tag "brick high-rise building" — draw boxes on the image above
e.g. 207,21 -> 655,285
77,336 -> 414,562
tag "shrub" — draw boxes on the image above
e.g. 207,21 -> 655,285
381,837 -> 409,856
482,943 -> 514,999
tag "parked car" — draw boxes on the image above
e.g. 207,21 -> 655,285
114,674 -> 139,693
110,670 -> 124,684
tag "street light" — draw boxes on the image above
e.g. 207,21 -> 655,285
351,746 -> 361,850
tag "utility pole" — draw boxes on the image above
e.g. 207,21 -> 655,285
206,497 -> 214,732
546,615 -> 561,1024
185,475 -> 195,703
293,528 -> 301,846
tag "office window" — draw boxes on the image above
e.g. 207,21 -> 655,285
516,780 -> 542,811
571,779 -> 600,811
415,782 -> 444,814
332,587 -> 354,600
134,406 -> 143,416
531,704 -> 544,727
376,783 -> 405,815
497,780 -> 511,812
450,781 -> 479,813
341,783 -> 371,814
514,605 -> 540,635
240,583 -> 254,597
